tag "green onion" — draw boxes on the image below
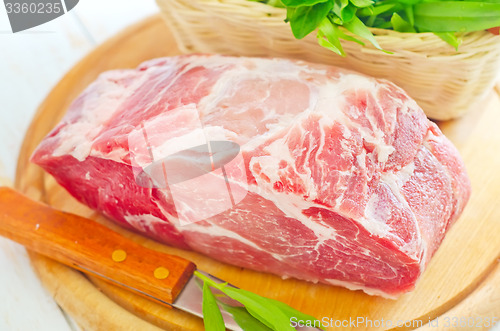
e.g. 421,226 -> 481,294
258,0 -> 500,55
202,282 -> 225,331
195,271 -> 323,331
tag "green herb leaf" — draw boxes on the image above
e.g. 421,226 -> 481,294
414,1 -> 500,32
350,0 -> 373,8
404,4 -> 414,26
374,20 -> 394,29
195,271 -> 323,331
317,27 -> 344,55
280,0 -> 329,8
265,298 -> 325,330
317,18 -> 346,55
394,0 -> 422,5
264,0 -> 500,55
219,302 -> 273,331
332,19 -> 365,45
217,286 -> 295,331
330,12 -> 343,25
266,0 -> 285,7
289,1 -> 334,39
391,12 -> 416,32
285,6 -> 295,22
435,32 -> 462,50
467,0 -> 500,3
202,282 -> 225,331
332,0 -> 348,20
357,3 -> 397,17
343,16 -> 387,51
340,3 -> 357,23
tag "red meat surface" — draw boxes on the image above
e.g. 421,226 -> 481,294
31,54 -> 471,297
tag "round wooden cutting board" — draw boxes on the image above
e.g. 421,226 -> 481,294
15,15 -> 500,331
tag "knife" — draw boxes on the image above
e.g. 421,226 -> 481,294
0,186 -> 244,330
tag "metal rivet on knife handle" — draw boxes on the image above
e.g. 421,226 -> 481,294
154,267 -> 170,280
112,249 -> 127,262
0,187 -> 196,306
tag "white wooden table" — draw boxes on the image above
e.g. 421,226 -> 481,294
1,2 -> 500,331
0,1 -> 157,329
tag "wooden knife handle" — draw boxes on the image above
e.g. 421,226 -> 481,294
0,187 -> 195,305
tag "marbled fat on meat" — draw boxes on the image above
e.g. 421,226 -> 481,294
31,54 -> 471,297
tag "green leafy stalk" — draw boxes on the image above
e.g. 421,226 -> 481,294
260,0 -> 500,54
281,0 -> 329,7
194,271 -> 324,331
391,12 -> 416,32
435,32 -> 462,50
413,1 -> 500,32
219,302 -> 273,331
317,18 -> 347,56
202,282 -> 225,331
343,15 -> 386,51
288,1 -> 333,39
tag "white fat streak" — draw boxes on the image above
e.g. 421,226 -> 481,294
242,74 -> 402,244
140,59 -> 199,112
146,125 -> 236,169
363,194 -> 393,236
197,73 -> 235,119
245,78 -> 350,202
88,146 -> 130,164
370,94 -> 396,163
331,74 -> 396,163
135,195 -> 287,263
152,128 -> 206,161
197,56 -> 323,149
380,162 -> 415,205
364,88 -> 395,163
52,60 -> 181,163
182,56 -> 314,123
184,222 -> 283,262
376,145 -> 396,163
242,70 -> 424,258
260,133 -> 318,200
323,278 -> 399,299
248,183 -> 338,244
52,124 -> 103,161
378,162 -> 425,259
52,70 -> 150,161
124,213 -> 166,233
356,154 -> 366,169
55,56 -> 424,266
125,103 -> 236,167
151,190 -> 181,223
150,193 -> 271,262
192,55 -> 314,81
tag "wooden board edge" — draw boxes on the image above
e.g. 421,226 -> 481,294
14,15 -> 177,331
13,13 -> 500,331
27,252 -> 164,331
416,258 -> 500,330
14,14 -> 164,197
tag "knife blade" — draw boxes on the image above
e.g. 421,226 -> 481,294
0,187 -> 244,330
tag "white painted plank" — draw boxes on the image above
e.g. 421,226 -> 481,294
0,238 -> 75,331
0,5 -> 94,183
0,1 -> 162,330
0,7 -> 94,331
73,0 -> 158,45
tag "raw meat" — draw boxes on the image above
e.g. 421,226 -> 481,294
31,54 -> 471,297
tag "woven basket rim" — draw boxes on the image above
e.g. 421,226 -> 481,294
156,0 -> 500,120
190,0 -> 499,44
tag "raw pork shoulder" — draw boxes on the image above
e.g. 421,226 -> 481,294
31,54 -> 471,297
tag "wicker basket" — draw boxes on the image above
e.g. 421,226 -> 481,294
156,0 -> 500,120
